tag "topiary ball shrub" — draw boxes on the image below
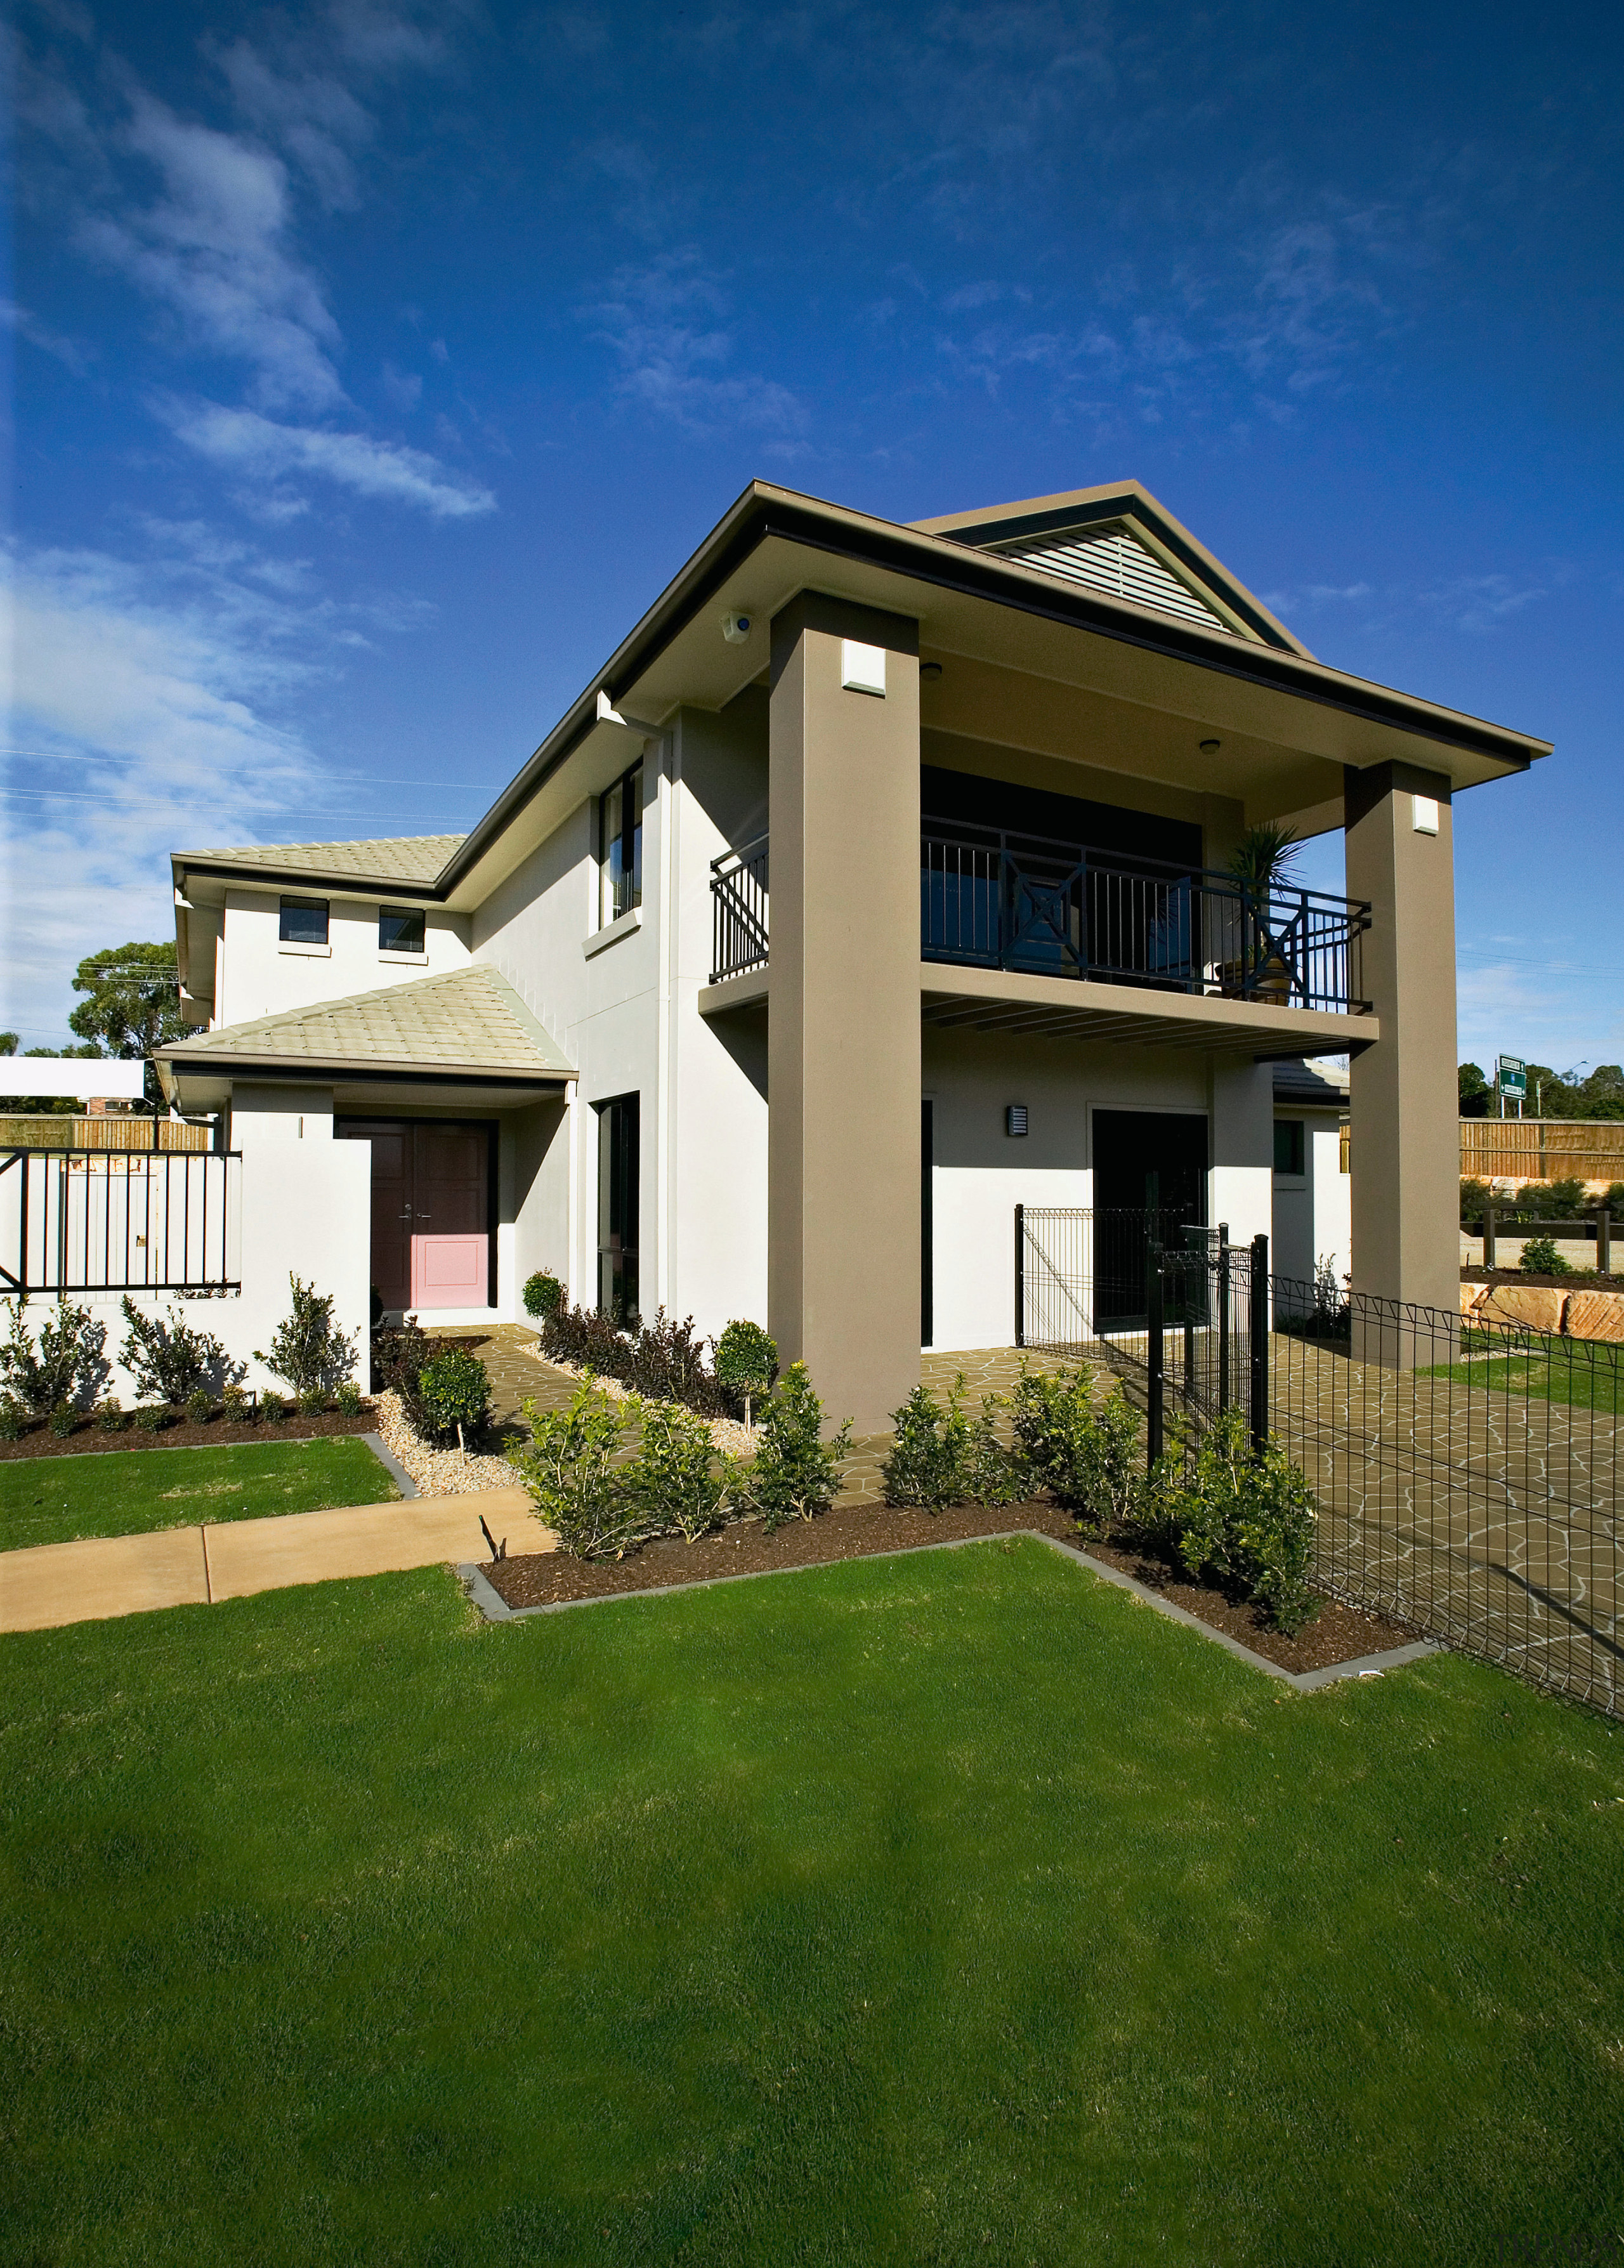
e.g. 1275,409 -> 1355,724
96,1396 -> 126,1433
185,1388 -> 214,1427
134,1403 -> 169,1433
334,1379 -> 363,1417
418,1346 -> 492,1446
221,1383 -> 251,1425
48,1402 -> 78,1439
714,1320 -> 778,1428
523,1270 -> 565,1321
261,1391 -> 289,1424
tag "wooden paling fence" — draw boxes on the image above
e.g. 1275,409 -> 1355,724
1460,1119 -> 1624,1184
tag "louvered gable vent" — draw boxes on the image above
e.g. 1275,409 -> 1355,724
992,523 -> 1233,635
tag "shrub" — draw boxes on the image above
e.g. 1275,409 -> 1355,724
1008,1365 -> 1140,1532
624,1309 -> 729,1415
1519,1234 -> 1570,1276
714,1320 -> 778,1428
134,1403 -> 169,1433
1165,1408 -> 1321,1637
371,1321 -> 450,1428
0,1396 -> 25,1441
1,1295 -> 107,1415
261,1391 -> 289,1424
509,1382 -> 637,1559
417,1346 -> 491,1445
48,1401 -> 77,1439
221,1383 -> 251,1425
746,1364 -> 850,1531
627,1398 -> 743,1542
256,1275 -> 358,1396
881,1376 -> 1018,1512
1594,1182 -> 1624,1221
1459,1176 -> 1491,1230
522,1270 -> 565,1320
296,1384 -> 328,1417
334,1379 -> 363,1417
184,1388 -> 214,1427
119,1297 -> 223,1406
1545,1178 -> 1585,1221
96,1396 -> 126,1432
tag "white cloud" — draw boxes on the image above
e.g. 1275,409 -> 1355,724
213,38 -> 374,209
160,400 -> 497,520
587,252 -> 807,439
1,298 -> 91,375
77,95 -> 348,412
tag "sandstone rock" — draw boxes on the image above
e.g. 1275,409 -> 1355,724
1563,1289 -> 1624,1345
1477,1285 -> 1568,1336
1459,1281 -> 1487,1316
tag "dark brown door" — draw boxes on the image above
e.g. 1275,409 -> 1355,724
353,1121 -> 412,1313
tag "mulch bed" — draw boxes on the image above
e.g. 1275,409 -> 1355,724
0,1405 -> 384,1462
1462,1267 -> 1621,1291
485,1498 -> 1418,1674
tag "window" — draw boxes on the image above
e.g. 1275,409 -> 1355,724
1273,1119 -> 1305,1177
597,1094 -> 639,1325
379,906 -> 426,954
598,761 -> 642,926
280,895 -> 329,945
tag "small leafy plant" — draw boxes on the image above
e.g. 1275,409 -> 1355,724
882,1376 -> 1019,1512
185,1388 -> 214,1426
334,1379 -> 363,1417
1519,1234 -> 1570,1276
260,1390 -> 288,1424
134,1403 -> 169,1433
0,1396 -> 25,1441
296,1384 -> 327,1417
1160,1407 -> 1321,1637
221,1383 -> 251,1424
1008,1365 -> 1141,1532
509,1381 -> 636,1559
48,1401 -> 77,1439
628,1398 -> 742,1543
417,1346 -> 491,1446
747,1363 -> 850,1531
714,1320 -> 778,1429
119,1297 -> 224,1406
256,1275 -> 357,1397
1,1295 -> 108,1415
522,1270 -> 565,1320
96,1395 -> 126,1432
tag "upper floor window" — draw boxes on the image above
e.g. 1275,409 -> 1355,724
379,906 -> 426,954
280,895 -> 329,946
598,761 -> 642,926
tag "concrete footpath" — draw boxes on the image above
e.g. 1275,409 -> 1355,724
0,1488 -> 549,1635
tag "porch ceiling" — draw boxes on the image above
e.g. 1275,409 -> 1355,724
697,962 -> 1377,1061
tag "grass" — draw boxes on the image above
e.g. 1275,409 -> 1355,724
0,1436 -> 398,1552
1,1543 -> 1621,2266
1422,1346 -> 1621,1414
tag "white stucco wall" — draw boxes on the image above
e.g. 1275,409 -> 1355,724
1273,1113 -> 1352,1288
216,888 -> 471,1028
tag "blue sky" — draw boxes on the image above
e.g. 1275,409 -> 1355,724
6,0 -> 1621,1075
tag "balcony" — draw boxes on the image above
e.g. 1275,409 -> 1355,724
711,819 -> 1371,1019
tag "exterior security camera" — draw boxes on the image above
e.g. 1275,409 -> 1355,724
721,610 -> 753,645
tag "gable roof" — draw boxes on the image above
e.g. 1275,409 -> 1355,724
154,963 -> 573,1082
910,481 -> 1312,655
176,834 -> 464,889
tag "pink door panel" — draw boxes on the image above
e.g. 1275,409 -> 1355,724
412,1234 -> 489,1308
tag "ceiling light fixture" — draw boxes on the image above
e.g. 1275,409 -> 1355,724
920,661 -> 943,681
1199,738 -> 1221,754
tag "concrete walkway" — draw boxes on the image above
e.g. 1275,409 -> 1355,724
0,1486 -> 549,1635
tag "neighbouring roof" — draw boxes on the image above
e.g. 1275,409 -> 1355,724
1273,1058 -> 1351,1109
176,834 -> 464,886
155,963 -> 573,1082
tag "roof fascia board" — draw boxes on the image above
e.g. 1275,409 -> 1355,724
154,1051 -> 572,1087
171,855 -> 443,902
407,481 -> 1549,903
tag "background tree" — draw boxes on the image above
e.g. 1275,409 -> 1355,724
1458,1061 -> 1490,1117
68,943 -> 183,1058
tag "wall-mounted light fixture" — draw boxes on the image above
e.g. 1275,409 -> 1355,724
920,661 -> 943,681
1006,1104 -> 1028,1137
1199,737 -> 1221,754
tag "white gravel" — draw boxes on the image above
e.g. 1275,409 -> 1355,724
372,1390 -> 525,1497
521,1346 -> 757,1460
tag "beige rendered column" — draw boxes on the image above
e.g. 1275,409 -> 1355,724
1344,760 -> 1460,1319
769,594 -> 921,1434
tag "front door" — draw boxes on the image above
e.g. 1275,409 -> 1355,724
1091,1110 -> 1208,1327
340,1119 -> 491,1315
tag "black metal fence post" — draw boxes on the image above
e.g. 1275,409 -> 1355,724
1146,1245 -> 1165,1467
1014,1203 -> 1025,1348
1600,1207 -> 1612,1276
1484,1203 -> 1496,1272
1217,1223 -> 1231,1413
1249,1233 -> 1269,1457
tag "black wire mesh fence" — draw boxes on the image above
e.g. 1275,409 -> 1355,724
1017,1205 -> 1623,1717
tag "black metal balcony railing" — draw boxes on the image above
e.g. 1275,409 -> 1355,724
710,819 -> 1372,1014
0,1146 -> 240,1295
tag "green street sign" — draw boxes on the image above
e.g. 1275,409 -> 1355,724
1498,1055 -> 1526,1096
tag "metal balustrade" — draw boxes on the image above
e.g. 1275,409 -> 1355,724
709,818 -> 1372,1014
0,1148 -> 240,1295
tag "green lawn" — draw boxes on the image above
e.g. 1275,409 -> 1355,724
2,1544 -> 1621,2267
1422,1348 -> 1621,1413
0,1436 -> 398,1551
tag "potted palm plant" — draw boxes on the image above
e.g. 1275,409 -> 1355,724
1219,823 -> 1301,1002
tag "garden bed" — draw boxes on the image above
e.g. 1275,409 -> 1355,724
1461,1265 -> 1622,1291
484,1500 -> 1416,1672
0,1403 -> 383,1462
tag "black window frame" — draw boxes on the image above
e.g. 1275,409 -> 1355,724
279,895 -> 329,946
1273,1118 -> 1306,1177
596,1092 -> 640,1326
378,905 -> 426,955
598,761 -> 643,927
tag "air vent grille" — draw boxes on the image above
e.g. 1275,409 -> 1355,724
995,524 -> 1233,634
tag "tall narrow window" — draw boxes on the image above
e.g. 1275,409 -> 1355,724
598,761 -> 642,926
597,1093 -> 640,1324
